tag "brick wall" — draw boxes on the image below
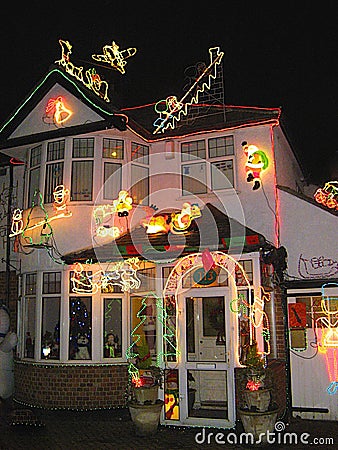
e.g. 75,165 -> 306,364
274,288 -> 286,359
0,270 -> 18,331
14,361 -> 129,410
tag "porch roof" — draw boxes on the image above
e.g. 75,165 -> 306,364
61,203 -> 267,265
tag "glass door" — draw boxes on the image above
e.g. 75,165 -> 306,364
179,292 -> 235,428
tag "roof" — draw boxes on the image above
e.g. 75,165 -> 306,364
0,66 -> 281,153
121,103 -> 281,141
61,203 -> 267,264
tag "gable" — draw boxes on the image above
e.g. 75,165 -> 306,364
9,83 -> 106,140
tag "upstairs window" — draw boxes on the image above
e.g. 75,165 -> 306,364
209,136 -> 234,190
103,139 -> 124,200
28,145 -> 41,207
131,143 -> 149,205
45,140 -> 65,203
71,138 -> 94,201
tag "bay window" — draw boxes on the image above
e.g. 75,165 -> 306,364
71,138 -> 94,201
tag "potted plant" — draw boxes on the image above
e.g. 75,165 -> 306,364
126,338 -> 164,436
238,342 -> 279,443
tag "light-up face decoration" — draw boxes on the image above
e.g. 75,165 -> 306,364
70,257 -> 141,294
140,202 -> 201,234
92,41 -> 137,74
9,185 -> 72,239
314,181 -> 338,211
45,96 -> 73,125
153,47 -> 224,134
241,141 -> 269,190
55,39 -> 110,102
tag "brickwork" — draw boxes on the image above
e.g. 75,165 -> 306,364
0,270 -> 18,331
274,288 -> 287,359
14,361 -> 129,410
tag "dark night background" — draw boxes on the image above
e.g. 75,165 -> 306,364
0,1 -> 336,185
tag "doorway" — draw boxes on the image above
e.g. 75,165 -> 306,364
176,291 -> 235,427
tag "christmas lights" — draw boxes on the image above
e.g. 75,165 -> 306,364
153,47 -> 224,134
314,181 -> 338,210
92,41 -> 137,74
70,258 -> 141,294
44,96 -> 73,125
9,186 -> 72,238
241,141 -> 269,190
55,39 -> 110,102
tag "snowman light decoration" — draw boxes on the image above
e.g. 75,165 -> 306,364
0,305 -> 18,402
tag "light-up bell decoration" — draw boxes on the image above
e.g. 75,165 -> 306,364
242,141 -> 269,191
45,96 -> 73,125
92,41 -> 137,74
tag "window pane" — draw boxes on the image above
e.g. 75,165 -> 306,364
131,296 -> 157,358
24,297 -> 36,359
211,160 -> 234,189
43,272 -> 61,294
25,273 -> 37,295
208,136 -> 234,158
41,297 -> 60,359
71,161 -> 93,201
182,162 -> 207,195
103,138 -> 124,159
72,138 -> 94,158
28,167 -> 40,206
104,162 -> 122,199
131,142 -> 149,165
45,162 -> 64,203
69,297 -> 92,360
181,140 -> 206,161
131,164 -> 149,205
103,298 -> 122,358
30,145 -> 41,167
47,140 -> 65,161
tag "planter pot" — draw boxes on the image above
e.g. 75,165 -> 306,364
134,386 -> 158,405
239,407 -> 279,444
128,400 -> 164,436
243,388 -> 271,412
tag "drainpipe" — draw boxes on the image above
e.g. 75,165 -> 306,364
5,162 -> 13,308
281,285 -> 292,421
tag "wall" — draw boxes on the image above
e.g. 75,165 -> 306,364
14,361 -> 129,410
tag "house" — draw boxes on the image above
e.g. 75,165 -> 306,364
0,44 -> 336,427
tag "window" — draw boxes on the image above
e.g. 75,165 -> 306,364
103,162 -> 122,200
71,138 -> 94,201
103,138 -> 124,159
295,296 -> 338,328
69,297 -> 92,360
131,296 -> 157,358
131,142 -> 149,165
41,272 -> 61,360
45,140 -> 65,203
24,273 -> 37,359
209,136 -> 234,190
28,145 -> 41,207
181,136 -> 235,195
103,298 -> 122,358
131,164 -> 149,205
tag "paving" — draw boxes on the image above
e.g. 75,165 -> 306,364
0,403 -> 337,449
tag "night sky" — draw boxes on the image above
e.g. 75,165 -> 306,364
0,2 -> 336,185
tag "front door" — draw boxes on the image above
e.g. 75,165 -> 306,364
178,291 -> 235,428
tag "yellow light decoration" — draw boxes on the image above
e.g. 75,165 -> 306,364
70,258 -> 141,294
92,41 -> 137,74
9,185 -> 72,238
45,96 -> 73,125
316,284 -> 338,351
140,202 -> 201,234
55,39 -> 110,102
153,47 -> 224,134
